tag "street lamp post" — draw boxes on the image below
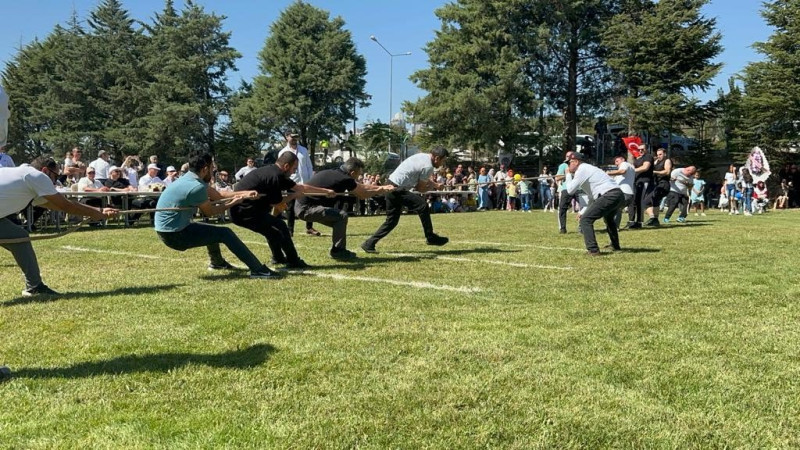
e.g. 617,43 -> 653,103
370,35 -> 410,153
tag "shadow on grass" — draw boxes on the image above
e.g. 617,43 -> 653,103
1,284 -> 185,308
12,344 -> 276,379
403,247 -> 520,256
617,247 -> 661,254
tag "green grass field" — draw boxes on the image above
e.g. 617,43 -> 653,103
2,209 -> 799,448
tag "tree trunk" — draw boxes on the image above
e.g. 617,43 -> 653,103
565,29 -> 579,156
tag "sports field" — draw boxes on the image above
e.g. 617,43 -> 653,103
2,209 -> 799,448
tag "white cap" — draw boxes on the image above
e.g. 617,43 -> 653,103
0,85 -> 10,147
108,165 -> 121,173
147,163 -> 159,170
166,165 -> 176,172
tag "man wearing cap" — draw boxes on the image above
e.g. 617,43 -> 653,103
230,151 -> 335,269
133,163 -> 164,224
89,150 -> 111,184
360,147 -> 450,253
149,155 -> 167,179
76,166 -> 110,212
566,152 -> 626,255
155,149 -> 280,279
235,157 -> 257,181
278,131 -> 321,236
296,157 -> 395,260
163,166 -> 179,186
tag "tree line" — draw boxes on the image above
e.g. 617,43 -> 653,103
2,0 -> 798,170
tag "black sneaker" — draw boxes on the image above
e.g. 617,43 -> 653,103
249,266 -> 283,279
426,234 -> 449,246
21,283 -> 61,298
270,257 -> 287,265
603,244 -> 622,251
644,218 -> 660,227
0,366 -> 11,382
285,259 -> 311,270
208,261 -> 236,271
559,229 -> 567,234
330,248 -> 358,260
360,241 -> 378,253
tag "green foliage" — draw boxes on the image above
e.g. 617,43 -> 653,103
232,1 -> 368,159
739,0 -> 800,151
603,0 -> 722,136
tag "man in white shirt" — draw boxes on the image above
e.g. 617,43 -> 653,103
163,166 -> 178,186
138,163 -> 164,190
134,163 -> 164,224
1,156 -> 117,298
235,157 -> 257,181
606,155 -> 635,231
493,164 -> 508,210
89,150 -> 111,184
361,148 -> 450,253
76,166 -> 110,208
278,131 -> 320,236
663,166 -> 697,224
566,152 -> 626,255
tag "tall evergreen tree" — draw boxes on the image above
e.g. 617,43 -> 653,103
603,0 -> 722,141
740,0 -> 800,150
234,1 -> 368,158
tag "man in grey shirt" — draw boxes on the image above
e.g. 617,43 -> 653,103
361,148 -> 450,253
663,166 -> 696,224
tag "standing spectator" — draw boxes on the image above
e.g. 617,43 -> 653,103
63,147 -> 86,180
739,167 -> 755,216
278,131 -> 320,236
724,164 -> 738,214
235,157 -> 257,181
538,166 -> 551,209
690,171 -> 707,216
506,175 -> 518,211
476,167 -> 491,210
625,145 -> 654,229
518,174 -> 532,212
493,164 -> 508,210
89,150 -> 111,184
121,155 -> 142,188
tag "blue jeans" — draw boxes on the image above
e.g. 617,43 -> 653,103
157,222 -> 263,271
539,186 -> 550,208
521,193 -> 531,211
478,187 -> 490,209
743,187 -> 753,212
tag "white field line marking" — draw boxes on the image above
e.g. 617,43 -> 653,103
386,253 -> 573,270
61,245 -> 182,261
458,240 -> 585,252
298,272 -> 482,294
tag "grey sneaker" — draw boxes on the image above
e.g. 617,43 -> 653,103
21,283 -> 61,298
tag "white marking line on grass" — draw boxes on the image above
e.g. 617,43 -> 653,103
458,240 -> 585,252
386,253 -> 573,271
61,246 -> 182,261
298,272 -> 482,294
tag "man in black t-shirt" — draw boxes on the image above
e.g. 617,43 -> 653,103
644,147 -> 672,226
624,145 -> 654,229
230,152 -> 335,269
296,158 -> 394,260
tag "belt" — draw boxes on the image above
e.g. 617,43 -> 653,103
595,188 -> 622,200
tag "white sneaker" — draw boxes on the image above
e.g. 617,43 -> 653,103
728,211 -> 734,215
701,213 -> 706,216
744,211 -> 752,216
695,213 -> 699,216
734,210 -> 739,215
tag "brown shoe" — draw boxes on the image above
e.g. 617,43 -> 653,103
306,228 -> 321,236
587,251 -> 602,257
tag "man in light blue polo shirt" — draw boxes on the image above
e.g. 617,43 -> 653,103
155,150 -> 281,279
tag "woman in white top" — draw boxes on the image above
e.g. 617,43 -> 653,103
121,155 -> 142,188
724,164 -> 738,214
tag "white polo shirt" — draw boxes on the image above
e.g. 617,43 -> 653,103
567,162 -> 619,199
89,157 -> 111,179
0,165 -> 58,217
613,161 -> 635,195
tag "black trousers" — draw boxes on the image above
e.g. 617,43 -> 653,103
648,181 -> 670,216
664,192 -> 689,219
495,184 -> 507,210
558,190 -> 578,232
286,198 -> 313,235
579,189 -> 626,252
364,190 -> 435,246
230,210 -> 300,263
628,180 -> 653,224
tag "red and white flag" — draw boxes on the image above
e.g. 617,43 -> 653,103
622,136 -> 643,158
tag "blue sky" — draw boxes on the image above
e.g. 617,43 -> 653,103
0,0 -> 773,126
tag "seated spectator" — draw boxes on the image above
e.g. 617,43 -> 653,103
134,163 -> 163,224
754,180 -> 769,214
163,166 -> 179,186
104,166 -> 136,208
774,179 -> 789,209
215,170 -> 233,192
77,167 -> 110,207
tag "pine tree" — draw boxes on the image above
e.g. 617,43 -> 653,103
234,1 -> 368,159
740,0 -> 800,150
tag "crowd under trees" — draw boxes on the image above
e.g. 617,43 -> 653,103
2,0 -> 799,171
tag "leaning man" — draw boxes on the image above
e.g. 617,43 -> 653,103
296,157 -> 395,259
154,150 -> 281,279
